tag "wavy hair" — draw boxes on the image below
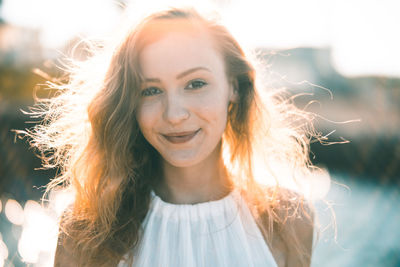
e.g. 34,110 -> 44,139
23,7 -> 317,266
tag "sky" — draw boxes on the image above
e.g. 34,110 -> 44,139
1,0 -> 400,77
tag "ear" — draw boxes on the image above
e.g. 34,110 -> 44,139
229,78 -> 238,103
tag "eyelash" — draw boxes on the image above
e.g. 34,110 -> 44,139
141,87 -> 162,97
141,79 -> 208,97
186,79 -> 208,90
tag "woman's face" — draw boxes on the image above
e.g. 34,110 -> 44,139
136,24 -> 235,168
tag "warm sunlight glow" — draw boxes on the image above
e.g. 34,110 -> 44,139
0,238 -> 8,267
49,188 -> 75,218
5,199 -> 24,225
222,0 -> 330,49
302,167 -> 331,200
254,160 -> 331,201
0,199 -> 2,213
2,0 -> 400,76
330,0 -> 400,77
224,0 -> 400,77
125,0 -> 218,15
1,0 -> 120,48
18,200 -> 58,265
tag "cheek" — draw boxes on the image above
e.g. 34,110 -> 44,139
136,103 -> 160,135
200,87 -> 231,115
194,95 -> 229,129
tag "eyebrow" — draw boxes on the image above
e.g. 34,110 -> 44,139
144,67 -> 211,83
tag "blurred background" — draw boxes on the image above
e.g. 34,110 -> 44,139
0,0 -> 399,266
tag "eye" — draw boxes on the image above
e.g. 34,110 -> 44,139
186,79 -> 207,90
141,87 -> 162,97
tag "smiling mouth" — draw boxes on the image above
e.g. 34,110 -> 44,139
162,129 -> 201,144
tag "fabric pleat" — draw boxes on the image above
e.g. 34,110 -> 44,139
118,189 -> 278,267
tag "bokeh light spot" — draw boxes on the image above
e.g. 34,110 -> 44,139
0,238 -> 9,263
49,189 -> 75,218
17,200 -> 58,264
5,199 -> 24,225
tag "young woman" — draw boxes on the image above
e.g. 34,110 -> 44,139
27,7 -> 315,267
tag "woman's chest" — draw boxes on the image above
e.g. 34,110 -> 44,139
121,194 -> 279,266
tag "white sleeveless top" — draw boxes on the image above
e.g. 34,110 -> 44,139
118,189 -> 278,267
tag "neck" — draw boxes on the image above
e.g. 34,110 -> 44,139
155,143 -> 233,204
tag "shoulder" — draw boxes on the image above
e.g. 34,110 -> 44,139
54,231 -> 79,267
53,206 -> 79,267
279,191 -> 314,267
255,186 -> 314,267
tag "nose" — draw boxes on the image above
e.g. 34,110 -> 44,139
162,94 -> 190,125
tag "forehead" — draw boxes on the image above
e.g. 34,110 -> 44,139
138,18 -> 211,47
138,19 -> 226,78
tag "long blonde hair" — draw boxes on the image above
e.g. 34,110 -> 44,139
23,7 -> 317,266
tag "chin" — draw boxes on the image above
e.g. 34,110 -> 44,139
164,158 -> 200,168
162,153 -> 204,168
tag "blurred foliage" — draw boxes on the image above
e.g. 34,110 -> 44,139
0,67 -> 44,100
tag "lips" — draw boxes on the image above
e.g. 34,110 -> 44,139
162,129 -> 201,144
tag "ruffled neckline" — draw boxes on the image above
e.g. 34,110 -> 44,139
148,189 -> 240,221
120,187 -> 279,267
